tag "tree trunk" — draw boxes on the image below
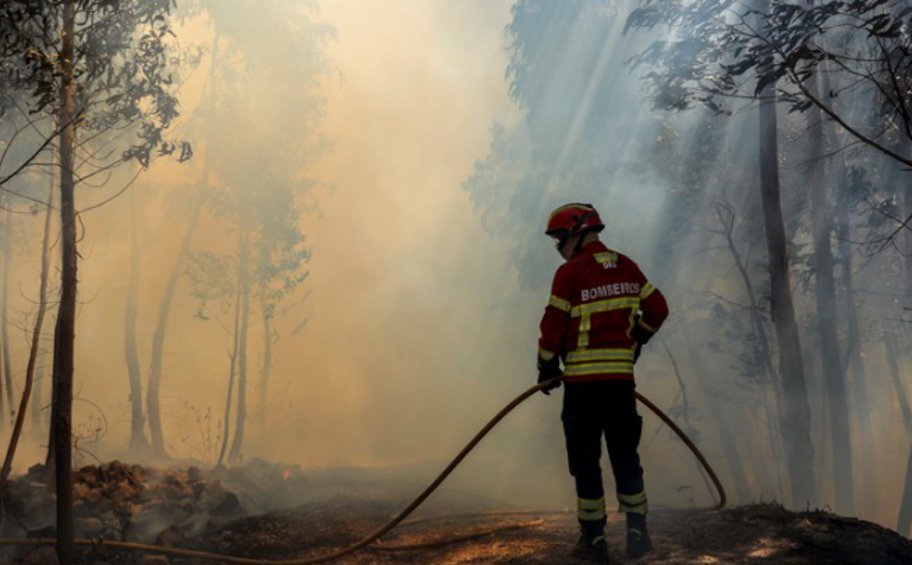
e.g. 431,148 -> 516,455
31,360 -> 46,441
805,73 -> 853,513
0,150 -> 56,485
53,3 -> 77,561
2,205 -> 15,428
216,235 -> 244,468
257,281 -> 273,427
145,190 -> 205,458
756,34 -> 816,506
714,202 -> 784,497
898,442 -> 912,537
676,313 -> 755,501
905,146 -> 912,307
33,141 -> 56,442
228,220 -> 250,464
885,332 -> 912,435
887,331 -> 912,535
125,186 -> 148,454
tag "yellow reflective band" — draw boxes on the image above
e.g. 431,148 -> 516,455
618,490 -> 648,514
563,362 -> 634,376
578,508 -> 607,521
548,294 -> 571,312
571,296 -> 640,317
593,251 -> 617,267
618,491 -> 647,504
639,282 -> 655,300
619,500 -> 648,514
577,314 -> 591,349
617,491 -> 647,505
566,348 -> 635,364
538,347 -> 557,361
637,318 -> 657,333
577,332 -> 589,349
578,497 -> 606,510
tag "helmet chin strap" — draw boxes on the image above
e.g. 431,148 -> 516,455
571,230 -> 589,257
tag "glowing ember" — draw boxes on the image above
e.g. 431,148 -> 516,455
282,470 -> 291,480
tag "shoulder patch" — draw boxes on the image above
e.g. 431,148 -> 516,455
593,251 -> 618,269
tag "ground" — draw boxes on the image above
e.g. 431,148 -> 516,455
174,499 -> 912,564
3,461 -> 911,564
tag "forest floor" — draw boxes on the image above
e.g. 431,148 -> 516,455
163,500 -> 912,564
1,460 -> 910,564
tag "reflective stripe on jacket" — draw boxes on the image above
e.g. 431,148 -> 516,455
538,241 -> 668,383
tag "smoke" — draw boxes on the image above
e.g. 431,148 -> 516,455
1,0 -> 908,534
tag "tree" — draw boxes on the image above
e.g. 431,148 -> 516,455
0,2 -> 188,561
0,144 -> 55,486
178,0 -> 327,464
623,0 -> 912,512
124,183 -> 148,453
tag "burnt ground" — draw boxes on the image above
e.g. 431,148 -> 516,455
2,461 -> 911,564
168,500 -> 912,564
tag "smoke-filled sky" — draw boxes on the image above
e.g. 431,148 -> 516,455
67,0 -> 567,494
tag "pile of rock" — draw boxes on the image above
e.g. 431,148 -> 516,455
7,461 -> 244,545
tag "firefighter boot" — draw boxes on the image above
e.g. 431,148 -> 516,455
626,512 -> 653,559
571,529 -> 610,563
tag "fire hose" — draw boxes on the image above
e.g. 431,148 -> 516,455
0,376 -> 726,563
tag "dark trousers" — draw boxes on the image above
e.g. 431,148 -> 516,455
562,380 -> 646,536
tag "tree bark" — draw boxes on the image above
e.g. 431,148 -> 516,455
216,231 -> 244,468
887,331 -> 912,535
676,313 -> 755,501
805,73 -> 853,513
125,186 -> 148,454
713,202 -> 784,496
898,442 -> 912,537
905,139 -> 912,307
0,148 -> 56,485
2,205 -> 15,428
31,360 -> 46,440
53,3 -> 77,561
257,280 -> 273,427
885,332 -> 912,435
756,35 -> 816,506
228,219 -> 250,463
145,190 -> 205,458
33,141 -> 56,442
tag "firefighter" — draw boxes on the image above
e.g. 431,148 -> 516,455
537,203 -> 668,563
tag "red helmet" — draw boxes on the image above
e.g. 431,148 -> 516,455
545,203 -> 604,241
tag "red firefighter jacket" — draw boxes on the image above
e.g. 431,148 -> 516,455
538,241 -> 669,383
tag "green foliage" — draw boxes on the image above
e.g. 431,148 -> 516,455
626,0 -> 912,134
0,0 -> 189,168
187,0 -> 332,322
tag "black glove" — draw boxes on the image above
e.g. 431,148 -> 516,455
537,354 -> 563,395
631,320 -> 655,363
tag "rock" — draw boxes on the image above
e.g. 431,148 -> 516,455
26,463 -> 46,479
84,488 -> 103,504
72,482 -> 90,499
27,524 -> 56,539
155,524 -> 189,547
24,546 -> 59,565
75,516 -> 105,538
125,501 -> 192,543
200,482 -> 241,516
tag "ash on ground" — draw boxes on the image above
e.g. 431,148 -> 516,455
1,460 -> 911,564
